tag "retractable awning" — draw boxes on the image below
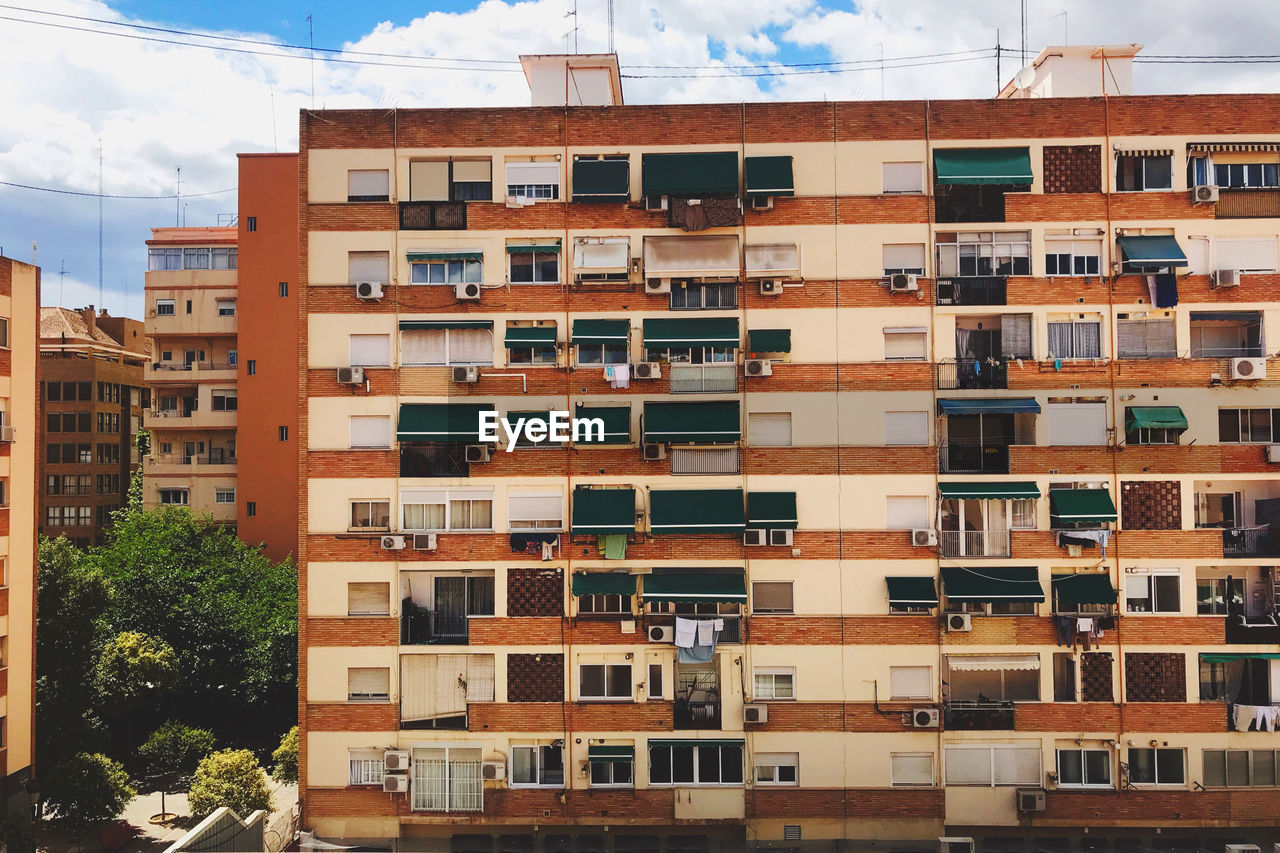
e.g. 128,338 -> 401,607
648,738 -> 745,748
398,319 -> 493,331
1117,235 -> 1188,270
642,572 -> 747,603
406,250 -> 483,262
649,489 -> 745,535
744,243 -> 800,277
942,566 -> 1045,603
744,156 -> 794,197
1125,406 -> 1189,431
505,243 -> 561,254
504,326 -> 557,348
939,482 -> 1041,500
572,319 -> 630,346
933,148 -> 1033,186
748,329 -> 791,353
1049,489 -> 1117,526
396,403 -> 495,442
642,401 -> 741,444
1201,652 -> 1280,662
572,158 -> 630,203
587,745 -> 635,762
642,317 -> 739,349
1186,142 -> 1280,153
642,235 -> 740,279
937,398 -> 1041,415
1052,573 -> 1118,606
571,487 -> 636,536
641,152 -> 738,196
946,654 -> 1041,672
571,572 -> 636,596
573,404 -> 630,445
886,576 -> 939,607
747,492 -> 797,530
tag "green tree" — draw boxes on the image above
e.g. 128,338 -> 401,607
270,726 -> 298,784
139,721 -> 215,781
187,750 -> 274,818
94,631 -> 180,715
41,752 -> 135,835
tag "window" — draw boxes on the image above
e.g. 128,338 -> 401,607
507,493 -> 563,531
1214,162 -> 1280,189
349,500 -> 391,531
648,741 -> 744,786
227,350 -> 237,365
349,416 -> 392,449
891,753 -> 935,787
216,298 -> 236,316
214,488 -> 236,504
211,247 -> 237,269
885,411 -> 929,446
211,389 -> 237,412
1057,749 -> 1112,787
1196,574 -> 1244,616
246,216 -> 257,232
889,666 -> 932,700
507,344 -> 557,366
1218,408 -> 1280,444
349,334 -> 391,367
1044,236 -> 1102,276
943,745 -> 1040,787
578,592 -> 631,615
748,413 -> 792,447
935,231 -> 1031,277
1128,748 -> 1185,786
1204,749 -> 1280,788
279,281 -> 289,298
246,501 -> 256,517
511,744 -> 564,787
670,281 -> 737,310
348,251 -> 390,284
159,489 -> 189,505
647,346 -> 736,366
410,257 -> 483,285
46,383 -> 61,402
508,250 -> 559,284
148,248 -> 183,270
589,753 -> 633,787
1116,154 -> 1173,191
884,327 -> 927,361
580,663 -> 632,700
753,668 -> 795,700
1047,402 -> 1107,447
1216,238 -> 1278,273
754,753 -> 798,785
348,169 -> 390,202
186,300 -> 193,314
246,360 -> 256,375
155,299 -> 175,316
886,496 -> 929,531
348,582 -> 391,616
347,667 -> 390,702
0,318 -> 9,347
401,328 -> 493,366
883,162 -> 924,194
1047,320 -> 1101,359
506,161 -> 560,200
349,748 -> 386,785
1011,499 -> 1036,529
752,581 -> 793,614
577,343 -> 628,366
1117,318 -> 1177,361
1125,569 -> 1181,613
883,243 -> 926,275
410,159 -> 493,201
278,426 -> 288,441
401,490 -> 494,532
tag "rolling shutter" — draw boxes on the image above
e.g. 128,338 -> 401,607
1116,319 -> 1176,359
348,582 -> 390,615
1001,314 -> 1033,358
1048,403 -> 1107,446
1217,238 -> 1278,273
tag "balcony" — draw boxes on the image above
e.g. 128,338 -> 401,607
399,200 -> 467,230
1216,188 -> 1280,219
939,529 -> 1012,558
937,358 -> 1008,390
936,277 -> 1008,306
674,699 -> 722,730
940,441 -> 1011,474
145,453 -> 238,476
669,364 -> 737,394
943,700 -> 1016,730
147,360 -> 237,383
1226,615 -> 1280,644
401,443 -> 470,478
1222,527 -> 1280,558
144,408 -> 236,431
400,609 -> 469,646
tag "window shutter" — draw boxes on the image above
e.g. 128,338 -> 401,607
1048,403 -> 1108,446
409,161 -> 449,201
944,748 -> 993,785
449,329 -> 494,364
885,497 -> 929,530
348,667 -> 389,698
884,329 -> 927,360
752,582 -> 792,612
891,754 -> 933,786
350,334 -> 390,366
349,416 -> 390,448
1217,238 -> 1278,273
348,582 -> 390,615
882,162 -> 923,193
452,160 -> 491,183
506,161 -> 560,187
1000,314 -> 1033,358
993,747 -> 1041,786
508,494 -> 562,525
1118,320 -> 1176,359
348,252 -> 390,282
885,411 -> 929,446
401,329 -> 447,365
348,170 -> 389,198
882,243 -> 926,270
889,666 -> 932,699
748,413 -> 792,447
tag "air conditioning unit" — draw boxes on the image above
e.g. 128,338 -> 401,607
1213,268 -> 1241,288
645,278 -> 671,294
759,279 -> 783,296
1193,184 -> 1220,204
744,358 -> 772,377
645,194 -> 668,212
336,366 -> 365,385
890,273 -> 919,293
946,613 -> 973,633
648,625 -> 674,643
912,528 -> 937,547
938,838 -> 975,853
452,365 -> 480,384
633,361 -> 661,379
0,426 -> 12,443
384,750 -> 410,772
1016,789 -> 1047,812
750,194 -> 774,211
1231,357 -> 1266,380
381,535 -> 406,551
412,533 -> 438,551
642,442 -> 667,461
744,703 -> 769,724
912,708 -> 940,728
465,444 -> 491,463
744,529 -> 766,547
769,529 -> 793,547
1267,445 -> 1280,464
455,282 -> 481,301
382,774 -> 410,793
482,761 -> 506,781
355,281 -> 384,300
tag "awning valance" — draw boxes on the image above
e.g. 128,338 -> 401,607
573,238 -> 629,273
642,571 -> 747,603
1201,652 -> 1280,663
744,156 -> 794,197
1049,489 -> 1117,525
572,572 -> 636,596
1117,235 -> 1188,270
747,492 -> 797,530
946,653 -> 1041,672
933,148 -> 1033,186
886,576 -> 939,607
642,152 -> 738,196
650,489 -> 745,535
648,738 -> 745,748
1187,143 -> 1280,153
504,326 -> 557,347
506,243 -> 561,254
397,403 -> 495,442
572,319 -> 630,346
1052,573 -> 1118,606
1190,310 -> 1262,324
642,400 -> 741,444
406,250 -> 484,262
942,566 -> 1045,603
1125,406 -> 1189,431
748,329 -> 791,353
571,488 -> 637,536
938,398 -> 1041,415
572,158 -> 630,203
642,235 -> 740,279
744,243 -> 800,277
1114,147 -> 1174,158
399,320 -> 494,331
642,317 -> 739,349
587,744 -> 635,762
573,404 -> 630,445
939,482 -> 1041,500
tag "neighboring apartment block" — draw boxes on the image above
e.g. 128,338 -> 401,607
39,306 -> 147,546
294,49 -> 1280,851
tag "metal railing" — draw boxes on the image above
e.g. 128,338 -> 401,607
669,364 -> 737,393
674,699 -> 722,730
939,441 -> 1011,474
399,200 -> 467,230
670,447 -> 740,475
936,276 -> 1008,306
401,610 -> 469,645
1222,527 -> 1280,557
1189,346 -> 1265,359
939,529 -> 1012,558
149,409 -> 193,419
944,700 -> 1016,730
937,357 -> 1009,390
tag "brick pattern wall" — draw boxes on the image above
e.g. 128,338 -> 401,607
1042,145 -> 1101,194
1125,652 -> 1187,703
1081,652 -> 1114,702
506,653 -> 564,703
1121,480 -> 1182,530
507,568 -> 564,617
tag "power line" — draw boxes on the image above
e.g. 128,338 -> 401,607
0,180 -> 236,199
624,53 -> 997,79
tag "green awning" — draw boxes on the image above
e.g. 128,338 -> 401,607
744,156 -> 794,197
505,243 -> 561,254
886,576 -> 939,607
641,152 -> 738,196
942,566 -> 1045,603
648,738 -> 745,748
643,401 -> 741,444
587,744 -> 635,762
573,158 -> 630,203
642,317 -> 740,349
650,489 -> 745,535
504,326 -> 557,348
939,482 -> 1041,500
1201,652 -> 1280,663
572,319 -> 630,346
1117,235 -> 1188,270
572,488 -> 637,536
933,147 -> 1033,186
396,403 -> 495,442
748,329 -> 791,353
1049,489 -> 1117,526
1052,573 -> 1118,606
938,398 -> 1041,415
399,319 -> 493,331
406,250 -> 483,262
1126,406 -> 1189,431
747,492 -> 797,529
574,404 -> 630,445
572,572 -> 636,596
642,572 -> 747,603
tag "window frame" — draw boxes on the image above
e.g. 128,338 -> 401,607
578,663 -> 633,701
668,280 -> 738,311
753,667 -> 796,701
1116,154 -> 1173,192
509,743 -> 565,788
507,250 -> 560,285
347,168 -> 391,203
882,161 -> 925,195
409,258 -> 483,285
1127,747 -> 1186,787
753,752 -> 799,786
1056,748 -> 1113,789
890,752 -> 936,788
155,299 -> 176,316
751,581 -> 794,615
588,756 -> 634,788
647,742 -> 744,787
349,499 -> 392,532
1124,569 -> 1181,614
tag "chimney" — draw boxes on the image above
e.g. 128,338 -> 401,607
81,305 -> 97,337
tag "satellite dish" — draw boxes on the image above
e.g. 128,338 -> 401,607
1013,66 -> 1037,89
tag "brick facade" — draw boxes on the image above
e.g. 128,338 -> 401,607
1124,652 -> 1188,703
1120,480 -> 1183,530
506,653 -> 564,703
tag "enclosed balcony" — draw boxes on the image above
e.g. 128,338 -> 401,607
1189,311 -> 1264,358
674,663 -> 721,730
936,276 -> 1008,306
937,398 -> 1038,475
943,652 -> 1039,730
399,200 -> 467,230
400,573 -> 495,646
1194,479 -> 1280,558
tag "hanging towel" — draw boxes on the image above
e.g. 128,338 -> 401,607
610,363 -> 630,389
599,534 -> 627,560
1154,273 -> 1179,308
1234,703 -> 1257,732
713,619 -> 725,631
697,620 -> 715,645
1256,705 -> 1275,733
541,541 -> 555,561
1268,706 -> 1280,733
1054,358 -> 1063,371
604,365 -> 615,381
674,617 -> 698,649
1076,617 -> 1095,634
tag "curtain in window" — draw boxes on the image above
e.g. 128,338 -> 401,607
1001,314 -> 1033,358
1074,323 -> 1101,358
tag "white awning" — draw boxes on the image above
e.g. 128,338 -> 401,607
946,654 -> 1041,672
574,237 -> 630,273
643,235 -> 740,278
745,243 -> 799,278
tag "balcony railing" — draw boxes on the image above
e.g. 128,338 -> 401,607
1222,527 -> 1280,558
1216,188 -> 1280,219
937,358 -> 1009,390
674,699 -> 722,730
399,200 -> 467,231
400,610 -> 469,645
150,409 -> 193,419
1189,345 -> 1265,359
939,530 -> 1012,558
1226,614 -> 1280,645
936,277 -> 1007,306
401,443 -> 470,478
668,364 -> 737,393
944,700 -> 1016,730
939,441 -> 1011,474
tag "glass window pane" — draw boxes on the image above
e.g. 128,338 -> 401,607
1226,750 -> 1250,786
1157,749 -> 1184,784
1058,750 -> 1084,785
1254,750 -> 1277,787
672,746 -> 694,783
697,746 -> 721,783
721,746 -> 743,783
1084,750 -> 1111,785
1204,750 -> 1226,787
649,746 -> 671,783
580,665 -> 604,697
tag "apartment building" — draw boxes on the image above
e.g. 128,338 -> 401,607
0,256 -> 40,808
295,48 -> 1280,852
39,306 -> 147,546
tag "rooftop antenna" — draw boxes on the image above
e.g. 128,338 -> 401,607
564,0 -> 578,53
878,42 -> 885,99
59,259 -> 66,307
607,0 -> 614,54
175,166 -> 181,227
30,241 -> 37,267
1051,10 -> 1068,45
307,13 -> 315,108
270,88 -> 279,152
1020,0 -> 1028,65
98,137 -> 104,308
